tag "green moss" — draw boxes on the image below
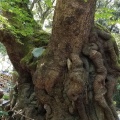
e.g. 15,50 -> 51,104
95,23 -> 110,33
40,49 -> 48,57
11,71 -> 19,76
28,61 -> 37,70
20,31 -> 50,70
22,37 -> 34,54
20,51 -> 33,66
33,31 -> 50,47
3,94 -> 9,100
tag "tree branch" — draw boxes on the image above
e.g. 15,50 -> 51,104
30,0 -> 39,11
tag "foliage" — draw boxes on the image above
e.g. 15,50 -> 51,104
33,31 -> 50,47
95,0 -> 120,33
3,94 -> 9,100
0,0 -> 38,37
31,0 -> 55,31
0,15 -> 10,29
45,0 -> 53,7
0,0 -> 54,39
114,80 -> 120,108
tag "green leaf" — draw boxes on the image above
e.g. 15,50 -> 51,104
32,47 -> 45,58
45,0 -> 52,7
0,15 -> 11,29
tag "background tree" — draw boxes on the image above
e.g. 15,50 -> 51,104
0,0 -> 120,120
30,0 -> 55,30
96,0 -> 120,33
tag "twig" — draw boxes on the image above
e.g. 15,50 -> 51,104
14,110 -> 34,120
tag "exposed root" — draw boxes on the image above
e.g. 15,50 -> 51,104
106,75 -> 119,120
82,26 -> 119,120
44,104 -> 52,119
75,96 -> 88,120
67,53 -> 88,119
33,60 -> 62,94
67,53 -> 85,101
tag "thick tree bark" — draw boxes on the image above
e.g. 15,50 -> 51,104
0,0 -> 119,120
33,0 -> 119,120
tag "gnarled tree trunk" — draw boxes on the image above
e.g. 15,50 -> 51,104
33,0 -> 120,120
0,0 -> 119,120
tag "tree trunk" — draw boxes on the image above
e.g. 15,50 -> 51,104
33,0 -> 119,120
0,0 -> 119,120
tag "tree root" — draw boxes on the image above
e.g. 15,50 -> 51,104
82,26 -> 119,120
67,53 -> 88,119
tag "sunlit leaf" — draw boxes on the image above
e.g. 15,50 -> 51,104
45,0 -> 52,7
